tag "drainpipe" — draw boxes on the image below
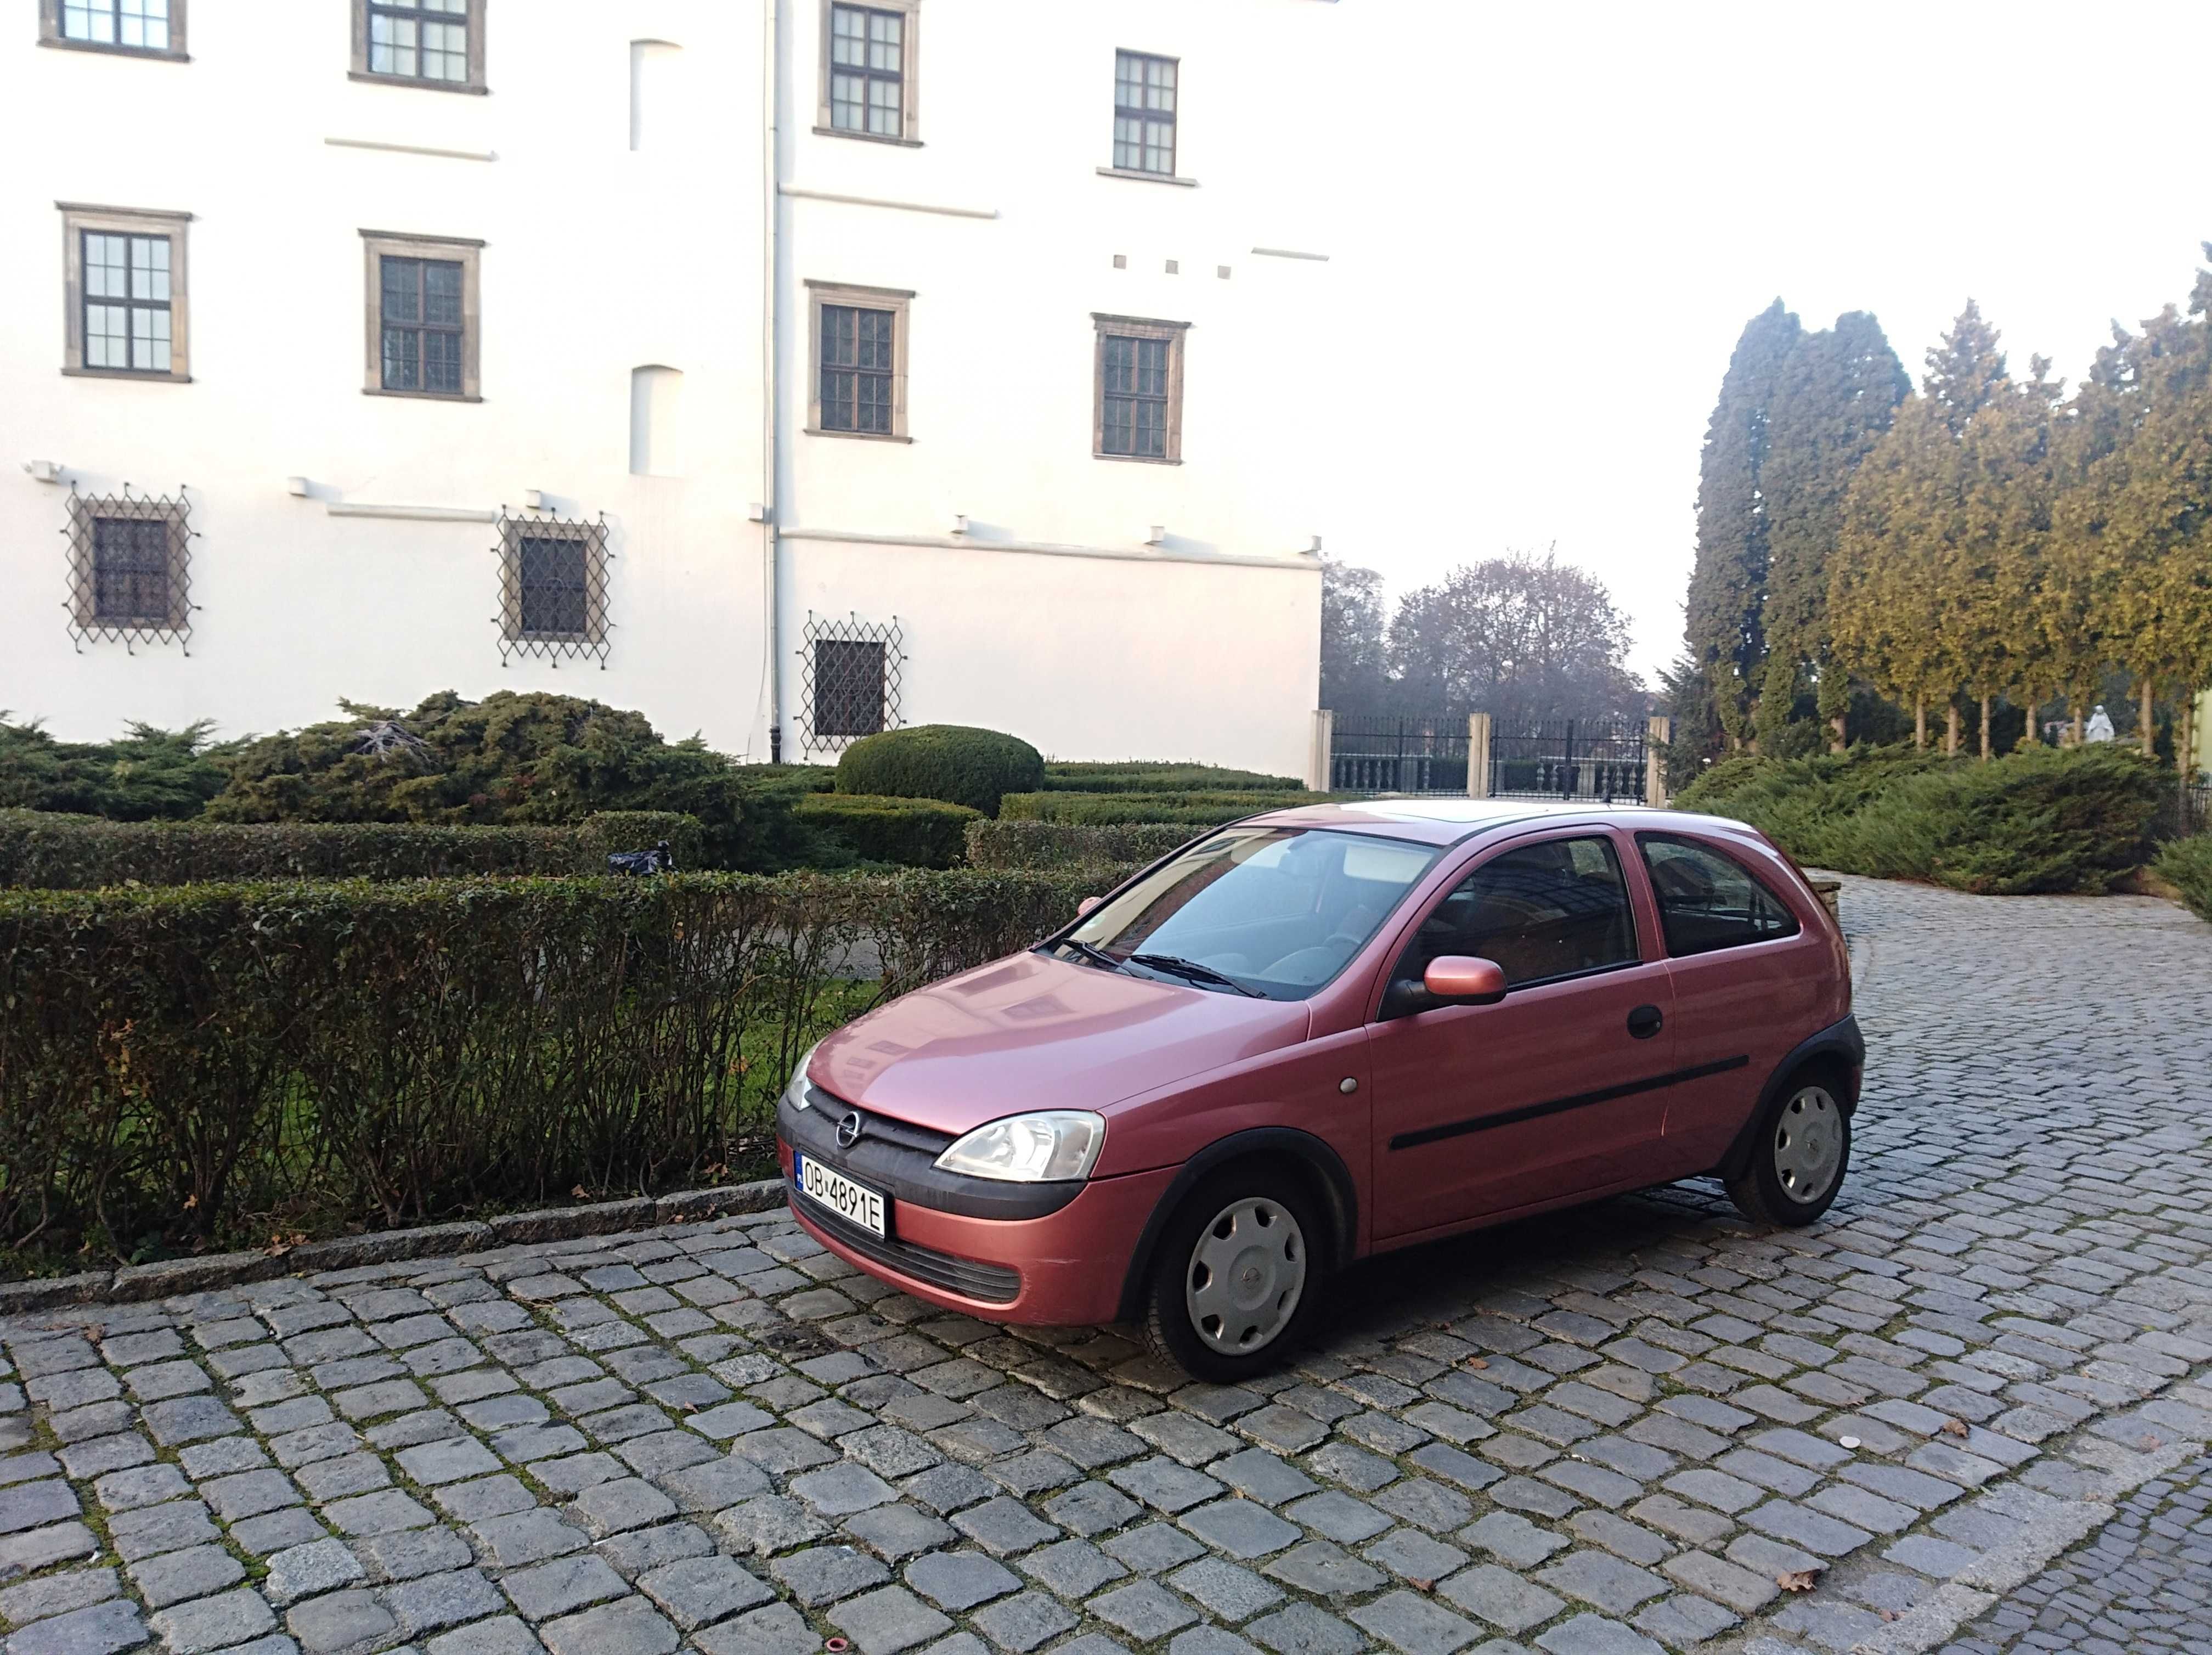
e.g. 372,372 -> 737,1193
763,0 -> 785,761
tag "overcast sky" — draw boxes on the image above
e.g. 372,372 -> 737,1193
1319,0 -> 2212,683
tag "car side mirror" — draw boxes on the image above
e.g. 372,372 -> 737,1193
1076,896 -> 1102,916
1424,955 -> 1508,1005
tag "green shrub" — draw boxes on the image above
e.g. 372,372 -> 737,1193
1000,789 -> 1335,826
0,867 -> 1092,1264
1040,762 -> 1304,794
2154,835 -> 2212,922
965,818 -> 1199,870
0,718 -> 230,820
835,725 -> 1044,815
1677,743 -> 2166,894
793,794 -> 980,869
0,810 -> 704,888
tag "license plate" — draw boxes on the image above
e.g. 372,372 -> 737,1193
794,1153 -> 887,1237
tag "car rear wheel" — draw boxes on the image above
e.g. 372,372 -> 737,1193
1143,1168 -> 1326,1382
1726,1076 -> 1850,1227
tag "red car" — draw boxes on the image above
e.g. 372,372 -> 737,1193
777,800 -> 1859,1381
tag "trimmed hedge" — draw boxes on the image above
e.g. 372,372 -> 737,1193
2156,835 -> 2212,922
793,793 -> 980,869
1000,789 -> 1336,826
0,810 -> 705,889
966,818 -> 1199,870
1676,743 -> 2168,894
1040,762 -> 1305,794
0,868 -> 1091,1262
836,725 -> 1043,816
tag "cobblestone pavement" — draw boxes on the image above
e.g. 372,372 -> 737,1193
5,877 -> 2212,1655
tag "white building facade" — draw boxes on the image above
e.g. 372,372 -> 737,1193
0,0 -> 1332,777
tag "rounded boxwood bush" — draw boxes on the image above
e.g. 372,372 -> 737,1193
835,725 -> 1043,817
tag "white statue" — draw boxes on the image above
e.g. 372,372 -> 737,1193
2084,705 -> 2116,744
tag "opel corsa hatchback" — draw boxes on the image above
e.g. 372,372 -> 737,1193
777,800 -> 1860,1381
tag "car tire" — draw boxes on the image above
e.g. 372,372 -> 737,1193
1726,1072 -> 1851,1228
1143,1166 -> 1328,1383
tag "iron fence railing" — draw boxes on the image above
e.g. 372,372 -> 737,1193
1488,718 -> 1647,803
1328,715 -> 1468,795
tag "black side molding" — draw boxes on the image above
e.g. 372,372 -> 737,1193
1715,1013 -> 1866,1181
1113,1127 -> 1360,1326
1387,1056 -> 1751,1151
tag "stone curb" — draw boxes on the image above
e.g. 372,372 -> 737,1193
0,1176 -> 787,1312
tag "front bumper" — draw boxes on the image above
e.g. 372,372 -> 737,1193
775,1134 -> 1176,1326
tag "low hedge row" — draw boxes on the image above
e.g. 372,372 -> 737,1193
0,868 -> 1090,1262
0,810 -> 704,889
794,793 -> 981,869
1040,762 -> 1305,795
1676,744 -> 2168,894
2157,835 -> 2212,922
1000,789 -> 1336,826
965,818 -> 1198,870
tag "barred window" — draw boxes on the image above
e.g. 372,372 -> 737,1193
815,640 -> 886,738
830,4 -> 902,137
497,512 -> 608,666
83,232 -> 172,374
92,517 -> 172,626
380,256 -> 464,395
354,0 -> 482,92
517,536 -> 588,639
54,0 -> 173,52
66,487 -> 195,650
1094,315 -> 1187,463
1113,51 -> 1177,175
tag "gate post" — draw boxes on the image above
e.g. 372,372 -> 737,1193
1308,710 -> 1334,793
1467,713 -> 1492,798
1646,714 -> 1672,808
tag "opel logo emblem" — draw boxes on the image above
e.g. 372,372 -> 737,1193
837,1111 -> 864,1150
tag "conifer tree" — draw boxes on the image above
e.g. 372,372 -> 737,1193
1688,301 -> 1799,748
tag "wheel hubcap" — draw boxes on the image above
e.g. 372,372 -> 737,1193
1185,1197 -> 1306,1355
1773,1085 -> 1842,1203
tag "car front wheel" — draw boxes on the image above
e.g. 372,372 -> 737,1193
1726,1076 -> 1850,1227
1143,1168 -> 1326,1382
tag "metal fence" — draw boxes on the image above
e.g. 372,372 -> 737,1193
1488,718 -> 1647,803
1328,716 -> 1469,795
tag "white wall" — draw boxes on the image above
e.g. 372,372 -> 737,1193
1,1 -> 1327,770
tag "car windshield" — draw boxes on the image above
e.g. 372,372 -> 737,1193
1049,827 -> 1440,1000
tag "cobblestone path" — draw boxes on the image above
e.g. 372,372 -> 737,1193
4,877 -> 2211,1655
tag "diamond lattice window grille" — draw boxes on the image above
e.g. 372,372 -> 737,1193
493,509 -> 611,668
800,611 -> 904,756
63,484 -> 196,653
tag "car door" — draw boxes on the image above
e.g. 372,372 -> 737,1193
1366,828 -> 1677,1242
1635,831 -> 1830,1169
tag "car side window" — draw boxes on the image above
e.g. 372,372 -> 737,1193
1637,835 -> 1802,956
1390,835 -> 1639,1000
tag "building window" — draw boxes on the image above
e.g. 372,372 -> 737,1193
1093,314 -> 1188,463
496,511 -> 609,666
65,487 -> 194,650
40,0 -> 184,57
802,611 -> 905,756
360,231 -> 482,401
816,0 -> 918,144
1113,51 -> 1177,174
806,281 -> 912,440
60,204 -> 190,381
351,0 -> 486,93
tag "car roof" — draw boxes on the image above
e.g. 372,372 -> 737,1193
1245,797 -> 1733,847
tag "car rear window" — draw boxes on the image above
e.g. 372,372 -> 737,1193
1637,834 -> 1801,956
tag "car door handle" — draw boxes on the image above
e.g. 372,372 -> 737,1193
1627,1004 -> 1663,1040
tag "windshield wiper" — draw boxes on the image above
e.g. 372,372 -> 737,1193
1129,954 -> 1265,997
1054,937 -> 1127,974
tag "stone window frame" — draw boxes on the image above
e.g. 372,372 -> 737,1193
59,202 -> 192,382
805,279 -> 913,442
37,0 -> 188,60
1092,312 -> 1188,465
349,0 -> 488,95
814,0 -> 921,147
360,230 -> 484,402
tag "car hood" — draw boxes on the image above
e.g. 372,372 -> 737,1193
810,949 -> 1312,1134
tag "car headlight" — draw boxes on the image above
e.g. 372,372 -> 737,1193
782,1043 -> 823,1111
933,1111 -> 1105,1183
